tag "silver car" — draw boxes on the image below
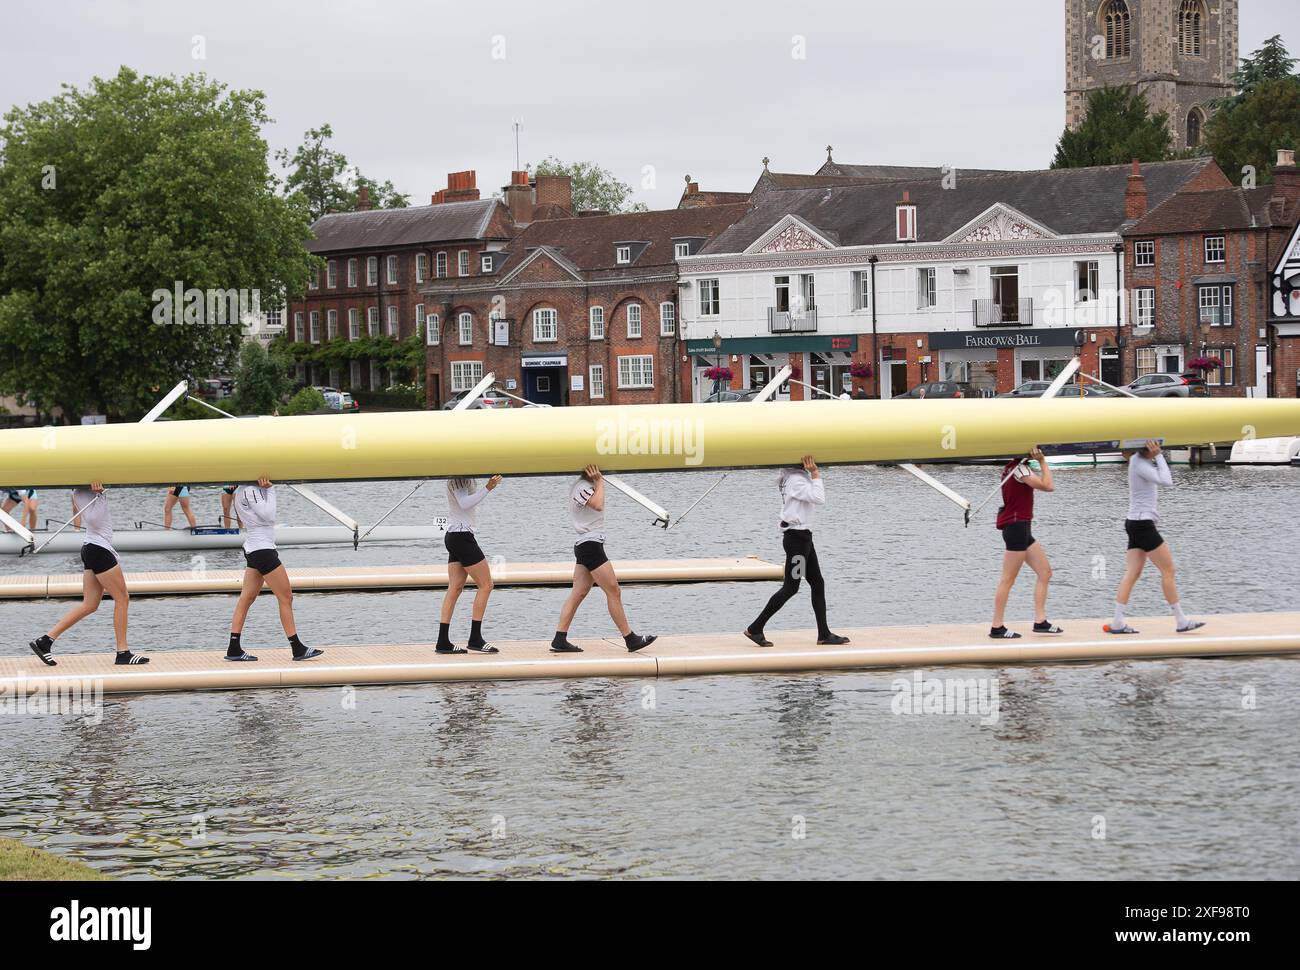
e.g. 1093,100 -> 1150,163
1124,373 -> 1209,398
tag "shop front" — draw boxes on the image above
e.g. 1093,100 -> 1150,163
521,352 -> 568,407
684,335 -> 859,401
928,327 -> 1084,395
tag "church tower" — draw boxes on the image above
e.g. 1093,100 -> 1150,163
1065,0 -> 1238,150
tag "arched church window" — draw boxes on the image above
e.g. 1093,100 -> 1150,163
1178,1 -> 1204,56
1187,107 -> 1204,148
1102,1 -> 1132,60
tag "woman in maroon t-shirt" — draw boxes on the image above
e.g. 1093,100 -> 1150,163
990,447 -> 1062,639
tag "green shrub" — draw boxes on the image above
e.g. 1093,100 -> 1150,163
283,387 -> 326,416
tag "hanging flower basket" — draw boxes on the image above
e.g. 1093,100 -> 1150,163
1187,356 -> 1222,373
703,366 -> 734,383
849,362 -> 874,380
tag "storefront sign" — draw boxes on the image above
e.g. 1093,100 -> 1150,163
928,328 -> 1083,350
571,375 -> 584,392
521,355 -> 567,368
685,335 -> 858,355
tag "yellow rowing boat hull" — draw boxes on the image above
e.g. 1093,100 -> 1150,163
2,398 -> 1298,486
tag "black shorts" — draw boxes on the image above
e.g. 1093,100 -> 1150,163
1001,521 -> 1036,552
1126,519 -> 1165,552
574,540 -> 609,571
244,548 -> 283,575
445,531 -> 486,568
80,543 -> 118,575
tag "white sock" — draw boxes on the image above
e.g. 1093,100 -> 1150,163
1112,601 -> 1126,628
1172,602 -> 1189,627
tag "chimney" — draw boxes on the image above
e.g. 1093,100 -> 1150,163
502,170 -> 534,225
535,174 -> 573,215
1125,159 -> 1148,220
440,170 -> 480,204
355,185 -> 371,212
1271,149 -> 1300,213
895,190 -> 916,241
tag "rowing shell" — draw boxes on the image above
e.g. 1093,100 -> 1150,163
0,525 -> 445,556
2,398 -> 1298,486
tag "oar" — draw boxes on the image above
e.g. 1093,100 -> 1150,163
667,473 -> 729,531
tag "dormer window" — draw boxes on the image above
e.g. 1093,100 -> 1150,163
896,193 -> 918,242
674,242 -> 690,259
481,254 -> 493,273
616,245 -> 632,265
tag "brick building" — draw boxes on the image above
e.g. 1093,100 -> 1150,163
286,172 -> 515,401
1122,151 -> 1300,397
422,190 -> 748,407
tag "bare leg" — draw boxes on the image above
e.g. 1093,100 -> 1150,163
1,498 -> 16,532
221,492 -> 234,529
991,551 -> 1027,628
463,559 -> 495,621
24,499 -> 38,531
589,561 -> 631,637
163,493 -> 177,529
93,566 -> 130,652
179,496 -> 197,529
48,570 -> 105,640
440,562 -> 467,623
1024,542 -> 1054,624
1146,543 -> 1179,605
230,568 -> 265,634
1115,549 -> 1147,606
261,565 -> 297,637
557,566 -> 594,633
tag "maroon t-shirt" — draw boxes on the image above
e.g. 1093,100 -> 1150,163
995,459 -> 1034,529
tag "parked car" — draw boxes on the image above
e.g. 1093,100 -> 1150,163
703,388 -> 767,403
321,390 -> 360,412
894,381 -> 979,399
1000,381 -> 1119,398
441,388 -> 513,410
1123,373 -> 1209,398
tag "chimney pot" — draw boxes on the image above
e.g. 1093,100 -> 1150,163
1278,149 -> 1296,168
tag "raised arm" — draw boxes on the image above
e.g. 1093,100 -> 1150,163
1132,454 -> 1173,487
454,486 -> 490,511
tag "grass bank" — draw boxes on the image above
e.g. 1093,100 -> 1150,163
0,838 -> 110,881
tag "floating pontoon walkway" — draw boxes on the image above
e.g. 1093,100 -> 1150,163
0,557 -> 780,600
2,612 -> 1296,697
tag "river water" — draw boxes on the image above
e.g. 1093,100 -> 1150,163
1,465 -> 1296,879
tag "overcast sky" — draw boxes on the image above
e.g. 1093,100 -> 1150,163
3,0 -> 1295,209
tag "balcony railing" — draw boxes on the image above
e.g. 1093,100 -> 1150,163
973,298 -> 1034,327
768,307 -> 818,333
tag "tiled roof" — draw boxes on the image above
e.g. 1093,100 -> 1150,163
306,199 -> 507,253
703,159 -> 1216,254
821,162 -> 1016,180
1127,186 -> 1286,235
485,203 -> 752,279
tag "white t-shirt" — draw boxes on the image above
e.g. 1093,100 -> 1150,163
72,487 -> 117,560
446,481 -> 490,533
570,478 -> 606,545
1128,453 -> 1172,521
236,484 -> 277,553
777,469 -> 826,531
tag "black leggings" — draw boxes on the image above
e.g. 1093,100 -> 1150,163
750,530 -> 830,637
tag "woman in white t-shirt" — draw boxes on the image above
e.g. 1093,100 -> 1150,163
550,464 -> 656,654
28,483 -> 149,667
437,475 -> 503,654
224,478 -> 323,663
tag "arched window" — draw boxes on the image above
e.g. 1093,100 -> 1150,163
1102,0 -> 1131,60
1178,1 -> 1204,56
1186,107 -> 1204,149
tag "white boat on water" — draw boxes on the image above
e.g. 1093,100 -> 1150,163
0,524 -> 446,556
1228,436 -> 1300,466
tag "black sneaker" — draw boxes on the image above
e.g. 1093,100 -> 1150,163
435,644 -> 467,655
550,639 -> 583,653
292,648 -> 324,662
1032,621 -> 1063,635
467,642 -> 499,654
818,633 -> 851,645
625,634 -> 657,653
989,627 -> 1022,640
29,637 -> 56,667
743,629 -> 773,648
224,651 -> 259,662
114,651 -> 150,665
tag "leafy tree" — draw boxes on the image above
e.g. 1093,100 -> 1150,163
0,68 -> 316,421
530,156 -> 647,213
230,341 -> 290,415
1205,76 -> 1300,185
278,124 -> 409,221
282,386 -> 326,416
1052,87 -> 1173,169
1213,35 -> 1298,112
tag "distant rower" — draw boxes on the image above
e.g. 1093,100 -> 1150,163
990,447 -> 1062,639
